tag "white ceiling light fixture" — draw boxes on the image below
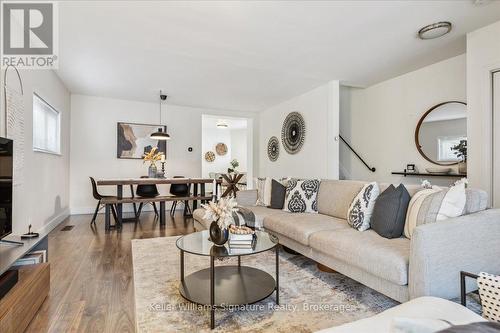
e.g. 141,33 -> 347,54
418,21 -> 452,40
216,120 -> 228,129
150,90 -> 171,140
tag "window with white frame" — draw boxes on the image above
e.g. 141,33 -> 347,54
437,136 -> 466,162
33,93 -> 61,154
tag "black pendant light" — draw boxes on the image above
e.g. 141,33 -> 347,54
150,90 -> 171,140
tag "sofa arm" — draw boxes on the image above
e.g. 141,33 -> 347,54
235,190 -> 257,207
409,209 -> 500,300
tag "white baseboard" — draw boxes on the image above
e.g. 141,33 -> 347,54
38,208 -> 71,235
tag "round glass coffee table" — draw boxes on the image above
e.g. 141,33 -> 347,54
176,230 -> 279,329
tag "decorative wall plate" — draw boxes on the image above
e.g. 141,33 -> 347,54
205,151 -> 216,162
267,136 -> 279,162
281,112 -> 305,154
215,142 -> 228,156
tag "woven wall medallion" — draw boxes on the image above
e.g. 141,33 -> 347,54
281,112 -> 305,154
215,142 -> 228,156
205,151 -> 216,162
267,136 -> 279,162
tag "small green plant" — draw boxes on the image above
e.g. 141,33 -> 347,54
451,139 -> 467,162
228,159 -> 239,173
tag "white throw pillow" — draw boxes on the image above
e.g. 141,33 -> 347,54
255,177 -> 272,206
347,182 -> 380,231
283,179 -> 320,213
436,181 -> 466,221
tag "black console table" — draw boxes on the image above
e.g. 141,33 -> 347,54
392,171 -> 467,178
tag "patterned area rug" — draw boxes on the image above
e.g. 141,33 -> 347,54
131,236 -> 399,332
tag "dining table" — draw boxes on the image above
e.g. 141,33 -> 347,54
96,177 -> 222,228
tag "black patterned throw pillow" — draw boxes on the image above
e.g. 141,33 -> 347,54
283,179 -> 320,213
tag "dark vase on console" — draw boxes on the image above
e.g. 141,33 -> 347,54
209,221 -> 229,246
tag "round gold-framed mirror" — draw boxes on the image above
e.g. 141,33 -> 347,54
415,101 -> 467,166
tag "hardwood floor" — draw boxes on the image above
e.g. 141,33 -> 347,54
25,211 -> 195,333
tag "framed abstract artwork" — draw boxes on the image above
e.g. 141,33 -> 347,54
117,122 -> 167,159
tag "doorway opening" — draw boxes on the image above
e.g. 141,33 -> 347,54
201,115 -> 253,191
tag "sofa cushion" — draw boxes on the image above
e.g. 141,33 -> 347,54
255,177 -> 272,206
379,183 -> 423,198
317,180 -> 366,219
283,179 -> 321,213
464,188 -> 488,214
245,205 -> 288,228
310,229 -> 410,285
346,182 -> 380,231
404,182 -> 468,239
235,189 -> 258,207
371,184 -> 411,239
270,179 -> 286,209
263,213 -> 349,246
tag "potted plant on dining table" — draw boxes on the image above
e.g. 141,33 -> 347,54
143,147 -> 164,178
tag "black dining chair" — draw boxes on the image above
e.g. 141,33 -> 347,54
90,177 -> 118,225
169,176 -> 192,216
135,176 -> 160,219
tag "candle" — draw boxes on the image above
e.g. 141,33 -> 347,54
212,179 -> 217,200
160,154 -> 165,163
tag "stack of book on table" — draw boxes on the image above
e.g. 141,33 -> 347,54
228,225 -> 255,254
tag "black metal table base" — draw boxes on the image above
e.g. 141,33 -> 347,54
179,248 -> 279,329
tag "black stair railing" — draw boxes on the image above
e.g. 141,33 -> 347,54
339,135 -> 376,172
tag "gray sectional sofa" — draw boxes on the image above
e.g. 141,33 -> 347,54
193,179 -> 500,303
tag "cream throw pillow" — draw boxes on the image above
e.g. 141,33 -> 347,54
255,177 -> 272,206
404,182 -> 466,239
404,188 -> 441,238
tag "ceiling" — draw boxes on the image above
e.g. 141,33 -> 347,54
56,0 -> 500,112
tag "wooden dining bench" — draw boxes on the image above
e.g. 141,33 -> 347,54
101,194 -> 213,230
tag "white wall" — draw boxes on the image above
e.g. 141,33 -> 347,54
70,94 -> 258,214
0,69 -> 71,235
201,127 -> 232,178
201,126 -> 248,178
467,20 -> 500,205
230,129 -> 247,172
259,80 -> 339,179
340,54 -> 466,186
